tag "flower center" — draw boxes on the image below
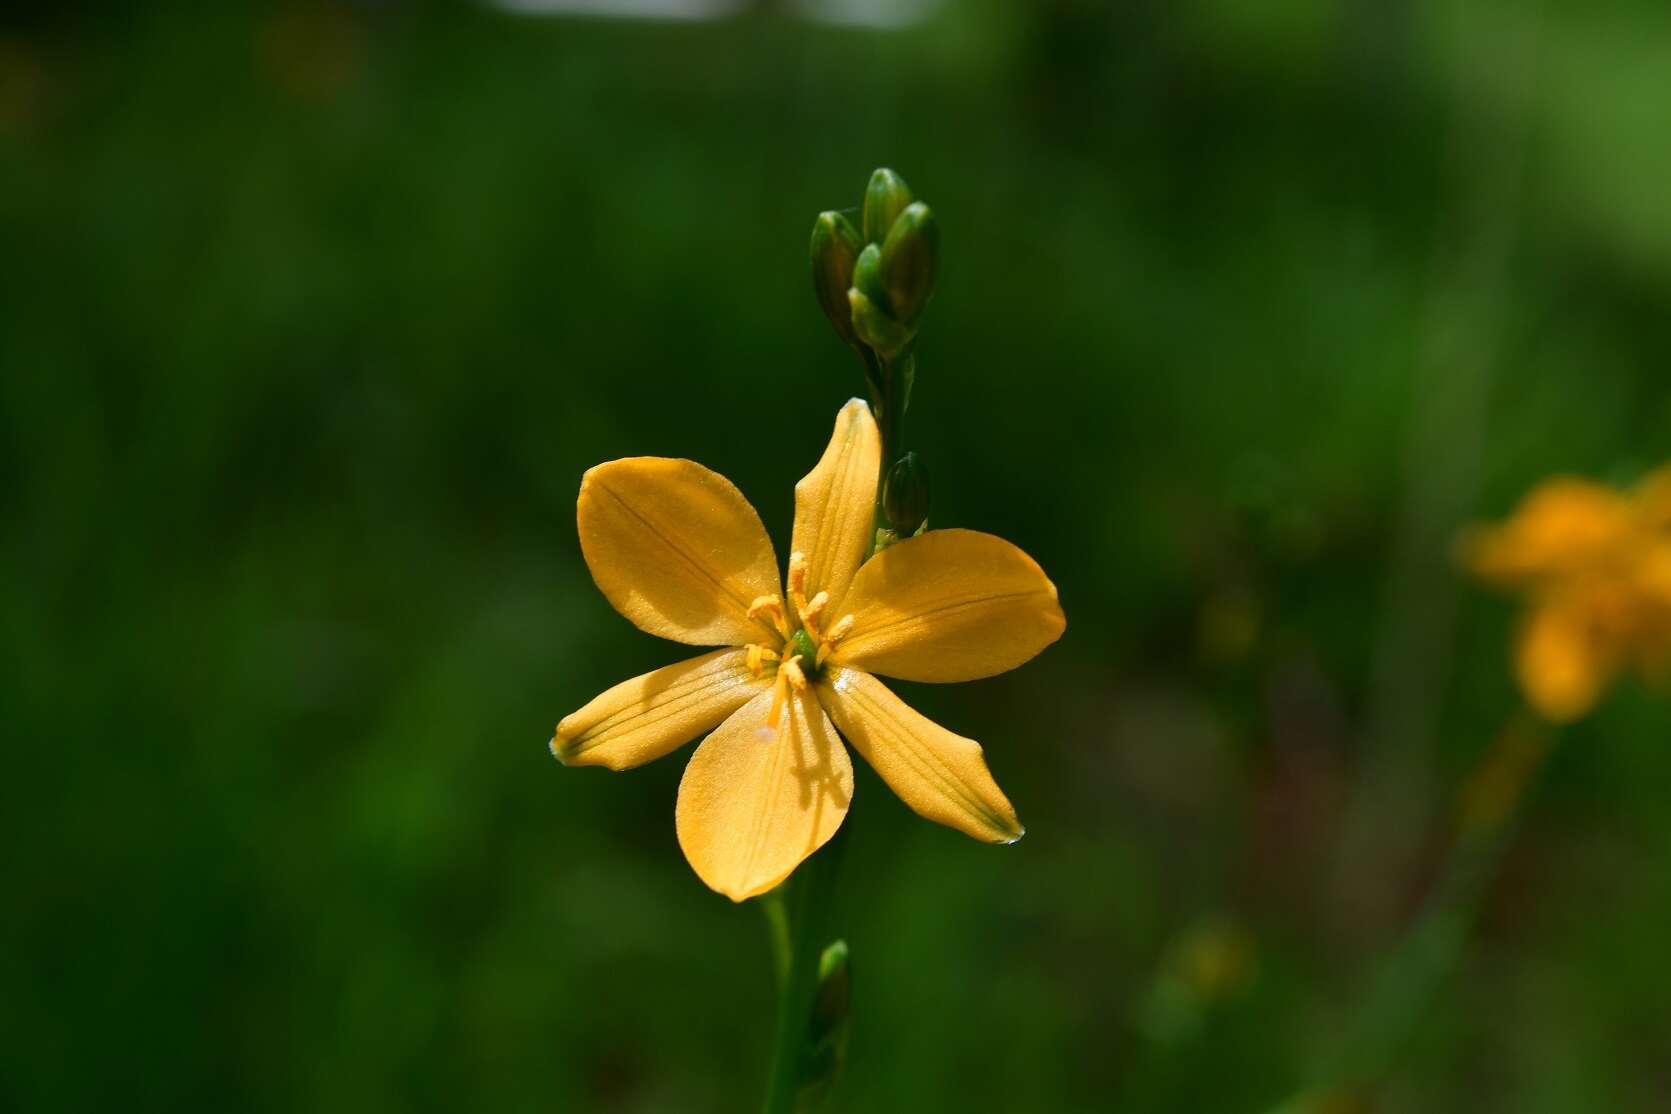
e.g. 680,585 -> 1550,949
741,550 -> 859,734
787,628 -> 820,675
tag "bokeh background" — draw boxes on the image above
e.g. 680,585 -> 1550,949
5,1 -> 1670,1110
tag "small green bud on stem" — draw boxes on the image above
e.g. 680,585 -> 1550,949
795,939 -> 852,1111
882,452 -> 931,536
810,210 -> 864,349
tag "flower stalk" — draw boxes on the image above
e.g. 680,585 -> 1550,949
760,167 -> 949,1112
761,829 -> 847,1114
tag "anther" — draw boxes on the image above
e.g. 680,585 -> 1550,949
745,643 -> 779,676
746,594 -> 792,640
766,656 -> 803,734
814,614 -> 855,669
802,591 -> 830,625
786,552 -> 812,618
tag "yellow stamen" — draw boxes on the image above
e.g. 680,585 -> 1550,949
814,614 -> 855,669
786,551 -> 811,618
746,594 -> 792,640
745,643 -> 780,677
765,653 -> 805,735
801,590 -> 830,629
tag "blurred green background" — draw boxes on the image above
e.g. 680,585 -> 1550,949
4,1 -> 1670,1110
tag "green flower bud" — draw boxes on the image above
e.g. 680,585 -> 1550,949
878,202 -> 938,326
849,288 -> 910,356
850,243 -> 889,311
796,939 -> 851,1110
809,210 -> 863,349
882,452 -> 931,535
862,167 -> 913,246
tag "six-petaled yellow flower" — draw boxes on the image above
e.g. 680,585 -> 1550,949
552,399 -> 1066,900
1465,466 -> 1671,723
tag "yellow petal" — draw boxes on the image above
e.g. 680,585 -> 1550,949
578,457 -> 783,646
1465,478 -> 1637,585
828,528 -> 1065,683
552,649 -> 771,770
1516,597 -> 1614,724
1635,548 -> 1671,681
675,686 -> 853,901
818,666 -> 1022,843
790,399 -> 881,612
1636,465 -> 1671,531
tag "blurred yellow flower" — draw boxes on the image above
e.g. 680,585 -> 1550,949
1465,469 -> 1671,723
552,400 -> 1065,900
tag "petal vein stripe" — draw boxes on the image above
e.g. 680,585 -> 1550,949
565,665 -> 747,759
839,587 -> 1050,644
592,479 -> 760,619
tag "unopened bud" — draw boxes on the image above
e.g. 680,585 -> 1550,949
882,452 -> 931,535
879,202 -> 938,326
861,167 -> 913,246
850,243 -> 888,310
849,288 -> 910,356
810,210 -> 863,349
796,939 -> 851,1109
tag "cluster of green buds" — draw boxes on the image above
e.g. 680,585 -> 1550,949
810,167 -> 939,364
809,168 -> 941,548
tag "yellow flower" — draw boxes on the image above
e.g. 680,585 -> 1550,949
1465,470 -> 1671,723
552,400 -> 1066,900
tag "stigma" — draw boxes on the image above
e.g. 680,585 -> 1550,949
783,550 -> 858,675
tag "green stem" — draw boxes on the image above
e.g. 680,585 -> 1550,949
761,888 -> 791,990
857,346 -> 886,425
868,347 -> 911,550
761,830 -> 845,1114
880,351 -> 906,467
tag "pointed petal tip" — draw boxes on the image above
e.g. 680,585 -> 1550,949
551,724 -> 625,770
550,730 -> 590,767
676,688 -> 853,905
717,877 -> 779,903
997,822 -> 1025,845
576,460 -> 611,496
695,851 -> 806,902
1045,584 -> 1067,636
831,530 -> 1068,682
